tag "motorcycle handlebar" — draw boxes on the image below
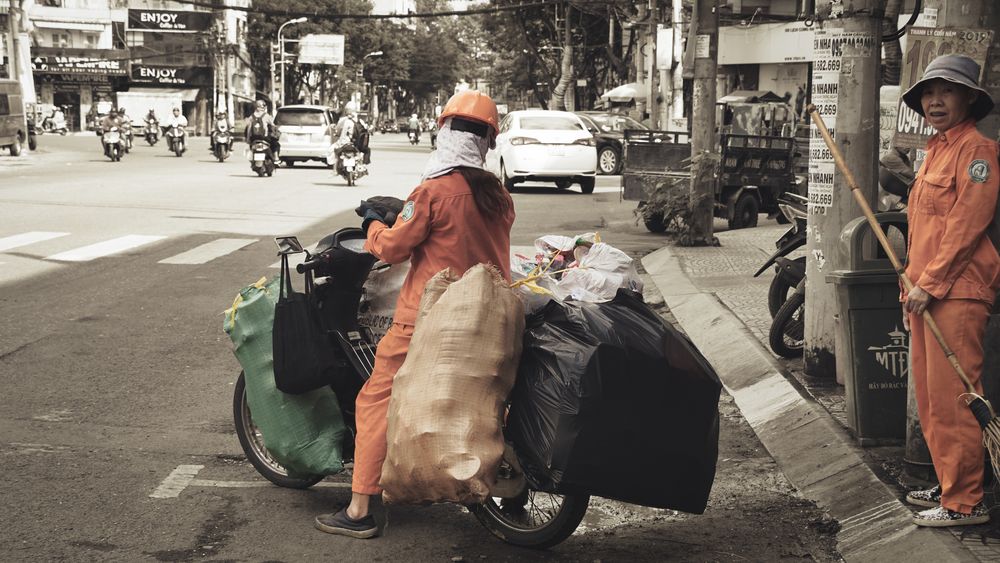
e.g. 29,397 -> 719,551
296,259 -> 318,274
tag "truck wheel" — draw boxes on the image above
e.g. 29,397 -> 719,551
9,134 -> 23,157
729,192 -> 759,230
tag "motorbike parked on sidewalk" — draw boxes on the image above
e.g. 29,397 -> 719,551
145,120 -> 160,146
101,127 -> 124,162
165,125 -> 186,157
233,229 -> 589,549
211,125 -> 233,162
754,192 -> 808,318
248,139 -> 275,177
334,144 -> 367,186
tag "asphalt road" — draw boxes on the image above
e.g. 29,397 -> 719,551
0,134 -> 838,562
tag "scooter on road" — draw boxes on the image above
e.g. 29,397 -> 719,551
165,125 -> 186,157
233,229 -> 589,549
101,127 -> 124,162
248,139 -> 275,177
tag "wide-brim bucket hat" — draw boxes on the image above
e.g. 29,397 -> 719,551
902,54 -> 995,121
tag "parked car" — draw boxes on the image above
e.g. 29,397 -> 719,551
575,111 -> 648,175
486,110 -> 597,194
274,104 -> 335,166
0,79 -> 28,156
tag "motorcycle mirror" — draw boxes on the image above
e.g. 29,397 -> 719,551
274,236 -> 304,255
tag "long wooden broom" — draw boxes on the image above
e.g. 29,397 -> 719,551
807,104 -> 1000,469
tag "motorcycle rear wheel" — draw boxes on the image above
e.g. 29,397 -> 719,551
471,491 -> 590,550
767,257 -> 805,318
769,292 -> 805,358
233,372 -> 325,489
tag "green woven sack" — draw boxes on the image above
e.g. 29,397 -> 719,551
224,276 -> 346,476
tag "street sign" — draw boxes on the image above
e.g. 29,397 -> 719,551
127,9 -> 213,33
297,34 -> 345,65
893,27 -> 994,149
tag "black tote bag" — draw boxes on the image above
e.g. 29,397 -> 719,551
272,255 -> 337,394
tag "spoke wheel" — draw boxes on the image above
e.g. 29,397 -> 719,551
471,490 -> 589,550
233,372 -> 324,489
598,147 -> 619,174
769,292 -> 805,358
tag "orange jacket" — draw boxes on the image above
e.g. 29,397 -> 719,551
364,172 -> 515,326
906,119 -> 1000,304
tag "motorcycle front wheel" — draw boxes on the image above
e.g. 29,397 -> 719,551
233,372 -> 324,489
471,490 -> 590,550
767,257 -> 805,318
769,291 -> 805,358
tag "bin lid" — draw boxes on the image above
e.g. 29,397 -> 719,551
838,213 -> 908,272
826,271 -> 900,285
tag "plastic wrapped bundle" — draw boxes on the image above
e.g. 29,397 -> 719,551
505,290 -> 722,512
381,265 -> 525,504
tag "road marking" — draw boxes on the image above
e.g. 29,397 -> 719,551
269,253 -> 308,269
0,231 -> 69,253
150,464 -> 204,498
158,238 -> 258,265
46,234 -> 167,262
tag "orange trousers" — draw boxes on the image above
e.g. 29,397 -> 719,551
910,298 -> 991,514
351,322 -> 413,496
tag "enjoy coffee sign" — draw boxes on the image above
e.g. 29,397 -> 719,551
127,9 -> 213,33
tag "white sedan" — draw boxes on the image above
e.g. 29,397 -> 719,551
486,110 -> 598,194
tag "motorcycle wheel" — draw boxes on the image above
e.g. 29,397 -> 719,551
28,135 -> 37,151
347,171 -> 356,186
233,372 -> 324,489
266,161 -> 274,177
769,292 -> 805,358
767,257 -> 805,318
255,166 -> 266,177
470,491 -> 590,550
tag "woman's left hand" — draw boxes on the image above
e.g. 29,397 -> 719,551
904,285 -> 933,316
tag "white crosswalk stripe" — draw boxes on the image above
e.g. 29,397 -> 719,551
0,231 -> 70,253
46,235 -> 167,262
158,238 -> 257,265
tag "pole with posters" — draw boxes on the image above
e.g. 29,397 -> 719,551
682,0 -> 719,247
803,1 -> 882,380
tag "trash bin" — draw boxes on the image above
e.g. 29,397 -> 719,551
827,212 -> 908,446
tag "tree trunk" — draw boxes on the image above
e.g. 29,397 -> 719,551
549,4 -> 573,111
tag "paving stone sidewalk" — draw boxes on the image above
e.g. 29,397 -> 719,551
666,223 -> 1000,561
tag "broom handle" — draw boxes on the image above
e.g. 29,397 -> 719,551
807,105 -> 978,396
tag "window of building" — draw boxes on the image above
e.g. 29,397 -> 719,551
126,31 -> 145,48
52,33 -> 72,48
83,33 -> 99,49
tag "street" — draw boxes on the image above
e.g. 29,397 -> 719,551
0,136 -> 838,562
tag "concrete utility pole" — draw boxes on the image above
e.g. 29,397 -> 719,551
683,0 -> 718,246
803,0 -> 883,379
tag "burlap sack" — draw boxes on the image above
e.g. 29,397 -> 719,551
381,264 -> 525,504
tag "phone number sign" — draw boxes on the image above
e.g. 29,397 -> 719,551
893,27 -> 993,149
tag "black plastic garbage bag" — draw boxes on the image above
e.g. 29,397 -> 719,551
505,289 -> 722,513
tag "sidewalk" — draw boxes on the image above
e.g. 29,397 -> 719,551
643,223 -> 1000,562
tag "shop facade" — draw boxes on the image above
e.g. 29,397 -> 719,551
32,48 -> 129,131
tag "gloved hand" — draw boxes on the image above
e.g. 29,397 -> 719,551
356,196 -> 405,226
356,200 -> 386,235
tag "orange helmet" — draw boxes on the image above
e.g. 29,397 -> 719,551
437,90 -> 499,136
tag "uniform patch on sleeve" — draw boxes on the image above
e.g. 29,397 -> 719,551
400,200 -> 415,221
969,159 -> 990,183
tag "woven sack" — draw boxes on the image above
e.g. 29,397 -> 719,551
381,265 -> 525,504
223,276 -> 347,477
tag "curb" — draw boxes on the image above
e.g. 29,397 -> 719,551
642,246 -> 977,563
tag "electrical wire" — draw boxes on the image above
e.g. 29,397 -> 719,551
164,0 -> 620,20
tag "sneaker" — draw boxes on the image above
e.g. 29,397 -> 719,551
314,508 -> 379,539
906,485 -> 941,508
913,504 -> 990,527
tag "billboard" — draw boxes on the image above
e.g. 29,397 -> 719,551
297,34 -> 345,65
127,9 -> 213,33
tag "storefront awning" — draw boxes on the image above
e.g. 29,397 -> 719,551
127,87 -> 200,102
33,21 -> 106,31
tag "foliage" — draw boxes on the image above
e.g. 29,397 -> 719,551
634,175 -> 692,235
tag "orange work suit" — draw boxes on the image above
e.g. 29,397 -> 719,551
351,171 -> 515,495
905,119 -> 1000,513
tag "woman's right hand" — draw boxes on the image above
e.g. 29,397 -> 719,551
902,308 -> 910,332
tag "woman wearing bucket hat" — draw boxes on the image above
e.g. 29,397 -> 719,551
313,90 -> 514,538
899,54 -> 1000,527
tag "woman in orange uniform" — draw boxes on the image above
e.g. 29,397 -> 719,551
899,55 -> 999,527
314,91 -> 515,538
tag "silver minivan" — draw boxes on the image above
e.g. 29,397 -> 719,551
0,79 -> 27,156
274,104 -> 335,166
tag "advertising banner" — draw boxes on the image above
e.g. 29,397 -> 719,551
131,65 -> 212,86
127,9 -> 213,33
32,49 -> 129,76
893,27 -> 993,149
297,34 -> 345,65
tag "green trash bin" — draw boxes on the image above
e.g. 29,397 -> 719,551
827,212 -> 909,446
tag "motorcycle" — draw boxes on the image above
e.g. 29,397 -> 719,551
121,121 -> 134,154
165,125 -> 186,157
101,127 -> 124,162
211,125 -> 233,162
335,144 -> 367,186
145,120 -> 160,146
408,129 -> 419,145
248,139 -> 275,177
753,192 -> 808,318
41,111 -> 69,135
769,277 -> 806,358
233,229 -> 589,549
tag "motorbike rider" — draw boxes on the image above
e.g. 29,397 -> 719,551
164,107 -> 188,153
245,100 -> 279,160
97,108 -> 123,157
210,111 -> 233,153
406,113 -> 421,141
314,90 -> 513,539
327,102 -> 371,169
